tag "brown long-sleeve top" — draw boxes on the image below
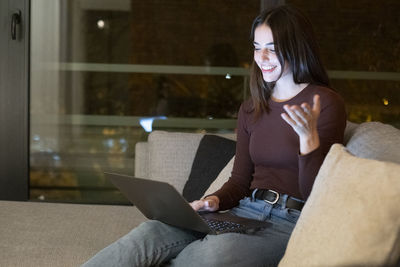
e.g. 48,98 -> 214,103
211,84 -> 347,211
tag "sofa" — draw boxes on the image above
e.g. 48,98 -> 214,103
0,121 -> 399,266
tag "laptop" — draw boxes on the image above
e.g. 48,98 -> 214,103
106,172 -> 271,235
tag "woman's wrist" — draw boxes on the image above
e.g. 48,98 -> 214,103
299,132 -> 320,155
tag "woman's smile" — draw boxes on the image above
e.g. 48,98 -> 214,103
260,65 -> 277,73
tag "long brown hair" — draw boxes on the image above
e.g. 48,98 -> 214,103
249,5 -> 330,118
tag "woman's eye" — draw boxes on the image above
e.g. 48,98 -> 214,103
254,47 -> 260,51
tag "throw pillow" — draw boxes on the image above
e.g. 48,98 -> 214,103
202,156 -> 235,198
182,135 -> 236,202
279,144 -> 400,267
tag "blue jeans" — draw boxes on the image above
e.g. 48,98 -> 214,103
82,195 -> 300,267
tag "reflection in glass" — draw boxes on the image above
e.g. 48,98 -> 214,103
30,0 -> 257,203
30,0 -> 399,204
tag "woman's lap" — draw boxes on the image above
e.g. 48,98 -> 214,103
168,198 -> 298,267
82,197 -> 299,267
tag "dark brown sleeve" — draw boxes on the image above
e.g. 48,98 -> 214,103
210,104 -> 253,210
298,93 -> 347,199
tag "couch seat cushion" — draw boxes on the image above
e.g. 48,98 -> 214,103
0,201 -> 146,267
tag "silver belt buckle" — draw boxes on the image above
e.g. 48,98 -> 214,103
264,190 -> 279,204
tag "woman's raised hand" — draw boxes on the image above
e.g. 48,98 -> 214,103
190,195 -> 220,212
280,94 -> 321,155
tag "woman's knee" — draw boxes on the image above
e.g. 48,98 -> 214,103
126,220 -> 170,242
137,220 -> 165,232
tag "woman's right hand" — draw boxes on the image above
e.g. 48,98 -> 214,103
190,195 -> 220,212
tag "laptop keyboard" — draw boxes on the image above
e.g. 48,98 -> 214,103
203,218 -> 244,232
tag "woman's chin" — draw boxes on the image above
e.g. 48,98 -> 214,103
262,76 -> 278,83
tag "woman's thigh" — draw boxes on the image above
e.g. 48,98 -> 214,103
168,226 -> 291,267
83,220 -> 203,267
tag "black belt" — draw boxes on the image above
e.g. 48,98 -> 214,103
254,189 -> 304,211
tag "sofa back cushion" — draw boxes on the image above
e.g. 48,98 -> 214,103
346,121 -> 400,164
343,120 -> 359,145
134,141 -> 149,178
147,131 -> 204,193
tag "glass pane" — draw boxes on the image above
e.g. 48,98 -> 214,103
288,0 -> 400,128
30,1 -> 400,204
30,0 -> 260,203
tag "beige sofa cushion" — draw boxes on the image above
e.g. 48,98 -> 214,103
147,131 -> 204,193
134,141 -> 149,178
279,144 -> 400,267
0,201 -> 146,267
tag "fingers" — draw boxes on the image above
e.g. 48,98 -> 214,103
280,94 -> 321,143
312,94 -> 321,115
280,112 -> 296,127
204,199 -> 218,211
190,200 -> 205,211
283,105 -> 308,126
281,94 -> 320,126
190,199 -> 218,212
300,103 -> 311,116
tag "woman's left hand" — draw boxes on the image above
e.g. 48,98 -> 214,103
190,196 -> 220,212
281,94 -> 321,155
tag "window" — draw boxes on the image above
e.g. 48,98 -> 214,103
30,0 -> 260,203
29,0 -> 400,204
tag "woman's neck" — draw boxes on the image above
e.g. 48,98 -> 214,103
271,74 -> 309,102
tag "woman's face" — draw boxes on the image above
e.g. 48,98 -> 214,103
253,24 -> 290,82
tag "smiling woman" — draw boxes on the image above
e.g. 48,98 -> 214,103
82,4 -> 347,267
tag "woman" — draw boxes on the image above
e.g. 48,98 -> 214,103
83,5 -> 346,267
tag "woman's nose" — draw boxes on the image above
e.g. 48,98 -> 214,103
261,49 -> 270,60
